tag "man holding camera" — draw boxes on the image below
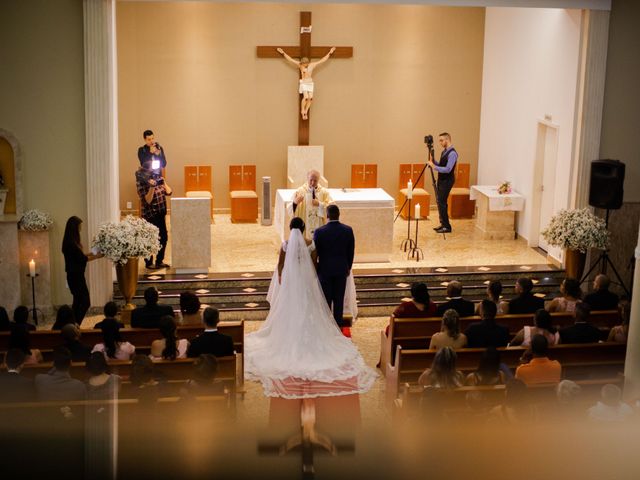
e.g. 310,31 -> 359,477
428,132 -> 458,234
138,129 -> 167,168
136,158 -> 172,269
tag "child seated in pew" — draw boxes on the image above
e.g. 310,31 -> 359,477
92,318 -> 136,361
429,309 -> 468,350
150,315 -> 190,360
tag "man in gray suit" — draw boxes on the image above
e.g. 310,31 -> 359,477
34,347 -> 86,401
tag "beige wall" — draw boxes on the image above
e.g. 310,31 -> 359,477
0,0 -> 86,306
117,2 -> 485,211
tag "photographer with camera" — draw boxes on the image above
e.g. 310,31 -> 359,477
427,132 -> 458,234
136,158 -> 172,270
138,129 -> 167,169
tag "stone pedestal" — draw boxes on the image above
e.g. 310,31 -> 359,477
171,198 -> 211,273
0,216 -> 20,311
470,185 -> 525,240
287,146 -> 327,188
19,230 -> 53,316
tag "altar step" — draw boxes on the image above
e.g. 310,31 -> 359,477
112,264 -> 564,320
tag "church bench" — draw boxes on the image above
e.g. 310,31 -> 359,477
386,343 -> 626,400
379,310 -> 620,376
393,376 -> 624,423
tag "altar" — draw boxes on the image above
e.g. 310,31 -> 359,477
470,185 -> 525,240
274,188 -> 394,262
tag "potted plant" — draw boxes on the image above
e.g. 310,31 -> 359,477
541,208 -> 609,279
92,215 -> 160,310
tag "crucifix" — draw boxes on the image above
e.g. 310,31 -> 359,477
257,11 -> 353,146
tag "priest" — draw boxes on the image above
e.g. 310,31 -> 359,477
287,169 -> 333,240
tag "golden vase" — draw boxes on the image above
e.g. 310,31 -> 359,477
564,249 -> 587,280
115,257 -> 139,311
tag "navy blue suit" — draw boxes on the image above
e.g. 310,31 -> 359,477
313,220 -> 355,327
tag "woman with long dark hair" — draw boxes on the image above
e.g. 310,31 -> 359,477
150,315 -> 189,360
92,318 -> 135,360
62,216 -> 103,325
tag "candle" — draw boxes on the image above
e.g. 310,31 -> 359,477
29,259 -> 36,277
415,203 -> 421,219
407,180 -> 413,199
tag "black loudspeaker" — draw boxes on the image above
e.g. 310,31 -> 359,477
589,160 -> 625,210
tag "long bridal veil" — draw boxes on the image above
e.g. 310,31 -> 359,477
244,228 -> 377,398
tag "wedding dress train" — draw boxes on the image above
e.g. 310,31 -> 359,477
244,229 -> 377,399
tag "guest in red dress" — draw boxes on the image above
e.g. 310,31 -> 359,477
385,283 -> 437,336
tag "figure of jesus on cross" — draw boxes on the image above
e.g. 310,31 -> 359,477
277,46 -> 336,120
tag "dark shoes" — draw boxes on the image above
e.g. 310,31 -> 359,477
433,225 -> 443,231
145,262 -> 158,270
435,226 -> 452,233
155,262 -> 170,269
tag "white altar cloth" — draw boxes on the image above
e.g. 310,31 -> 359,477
274,188 -> 394,262
470,185 -> 525,211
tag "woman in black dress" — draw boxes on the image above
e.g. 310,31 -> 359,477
62,216 -> 102,325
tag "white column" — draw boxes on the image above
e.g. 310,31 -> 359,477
570,9 -> 610,209
84,0 -> 119,307
624,223 -> 640,400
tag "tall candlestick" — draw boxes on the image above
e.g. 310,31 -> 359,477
29,259 -> 36,277
407,180 -> 413,199
415,203 -> 421,219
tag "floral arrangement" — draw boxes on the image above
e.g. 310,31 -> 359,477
497,181 -> 512,195
92,215 -> 160,265
541,208 -> 609,253
18,209 -> 53,231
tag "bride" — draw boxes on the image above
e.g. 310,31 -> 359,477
244,219 -> 377,399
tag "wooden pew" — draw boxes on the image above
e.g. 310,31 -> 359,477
386,342 -> 626,400
379,310 -> 620,376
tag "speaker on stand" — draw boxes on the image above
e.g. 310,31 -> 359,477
261,176 -> 272,226
582,160 -> 630,297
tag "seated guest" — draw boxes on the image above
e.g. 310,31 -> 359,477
418,346 -> 464,389
51,304 -> 77,331
94,301 -> 124,330
129,354 -> 163,406
466,347 -> 507,386
0,349 -> 35,402
475,280 -> 507,315
515,335 -> 561,386
385,282 -> 438,336
429,309 -> 468,350
12,305 -> 35,331
506,277 -> 545,314
61,323 -> 92,362
436,281 -> 475,317
34,346 -> 86,401
464,300 -> 510,348
547,277 -> 582,313
0,306 -> 10,331
8,324 -> 42,364
92,318 -> 136,360
187,307 -> 234,358
559,302 -> 602,344
179,291 -> 202,325
181,354 -> 225,398
131,287 -> 174,329
588,384 -> 634,422
86,352 -> 120,400
554,379 -> 583,420
584,274 -> 619,311
607,302 -> 629,343
509,309 -> 560,347
150,315 -> 190,360
487,379 -> 533,424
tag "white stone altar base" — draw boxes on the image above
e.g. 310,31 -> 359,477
170,198 -> 211,273
287,146 -> 327,188
274,188 -> 394,262
470,185 -> 525,240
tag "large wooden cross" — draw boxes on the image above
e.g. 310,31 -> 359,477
257,11 -> 353,146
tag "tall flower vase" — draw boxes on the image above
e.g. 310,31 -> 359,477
564,249 -> 587,280
115,257 -> 139,311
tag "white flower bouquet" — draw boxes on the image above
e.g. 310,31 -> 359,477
19,209 -> 53,231
92,215 -> 160,265
541,208 -> 609,253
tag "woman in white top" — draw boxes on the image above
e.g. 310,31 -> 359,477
509,309 -> 560,347
150,315 -> 189,360
92,318 -> 135,361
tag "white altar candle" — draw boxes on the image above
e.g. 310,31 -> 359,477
407,180 -> 413,199
415,203 -> 421,219
29,259 -> 36,277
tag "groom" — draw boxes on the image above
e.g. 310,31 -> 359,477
313,205 -> 355,335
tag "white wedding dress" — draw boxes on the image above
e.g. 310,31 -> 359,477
245,229 -> 377,399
